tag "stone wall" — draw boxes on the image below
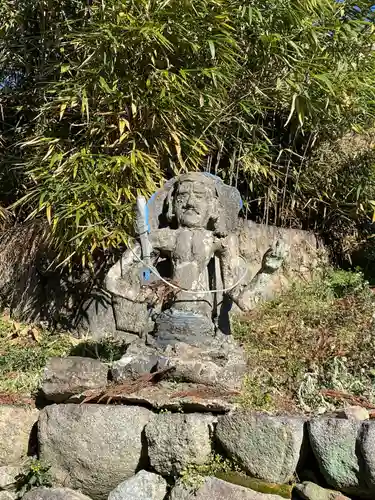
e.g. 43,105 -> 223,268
239,221 -> 324,295
0,355 -> 371,500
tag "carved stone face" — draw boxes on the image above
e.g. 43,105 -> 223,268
174,180 -> 216,229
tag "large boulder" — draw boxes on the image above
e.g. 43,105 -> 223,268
0,405 -> 39,466
216,411 -> 304,483
38,404 -> 153,500
145,413 -> 214,475
308,418 -> 365,497
22,487 -> 93,500
170,477 -> 286,500
108,470 -> 167,500
41,357 -> 108,402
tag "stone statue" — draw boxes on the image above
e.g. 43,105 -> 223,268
79,173 -> 289,391
105,172 -> 288,345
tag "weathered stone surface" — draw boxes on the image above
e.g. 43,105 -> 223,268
108,470 -> 167,500
145,413 -> 214,475
359,420 -> 375,492
0,466 -> 22,490
38,404 -> 153,500
111,381 -> 236,412
112,296 -> 153,335
22,487 -> 93,500
170,477 -> 285,500
308,418 -> 364,496
153,310 -> 215,346
111,344 -> 159,382
155,340 -> 247,391
216,412 -> 304,483
78,290 -> 118,339
294,481 -> 350,500
41,357 -> 108,402
0,405 -> 39,466
0,492 -> 16,500
237,221 -> 323,300
110,337 -> 246,391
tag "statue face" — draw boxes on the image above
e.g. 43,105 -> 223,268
174,180 -> 215,228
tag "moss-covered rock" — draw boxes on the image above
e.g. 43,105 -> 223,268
215,472 -> 292,498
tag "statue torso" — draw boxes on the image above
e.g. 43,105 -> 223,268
154,227 -> 216,317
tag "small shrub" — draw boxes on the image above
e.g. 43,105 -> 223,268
15,459 -> 51,498
237,375 -> 275,412
69,338 -> 126,363
180,453 -> 240,490
325,268 -> 367,298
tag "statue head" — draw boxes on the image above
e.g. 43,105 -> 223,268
171,172 -> 218,229
147,172 -> 242,235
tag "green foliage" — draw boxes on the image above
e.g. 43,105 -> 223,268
15,459 -> 52,498
0,316 -> 76,395
1,0 -> 375,263
181,453 -> 240,489
325,268 -> 368,297
234,268 -> 375,413
69,338 -> 126,363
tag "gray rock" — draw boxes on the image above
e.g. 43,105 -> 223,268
38,404 -> 153,500
111,344 -> 159,382
294,481 -> 350,500
145,413 -> 214,475
359,420 -> 375,491
78,290 -> 146,341
22,487 -> 93,500
41,357 -> 108,402
0,465 -> 23,490
308,418 -> 365,496
111,337 -> 246,392
79,290 -> 118,339
0,405 -> 39,466
108,470 -> 167,500
170,477 -> 285,500
153,310 -> 215,346
112,296 -> 153,335
216,411 -> 304,483
155,340 -> 247,391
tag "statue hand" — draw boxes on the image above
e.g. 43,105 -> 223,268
261,239 -> 289,273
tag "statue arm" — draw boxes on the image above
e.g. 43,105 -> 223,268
228,240 -> 288,311
105,231 -> 176,302
216,233 -> 243,293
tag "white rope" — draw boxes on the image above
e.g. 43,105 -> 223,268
128,242 -> 249,295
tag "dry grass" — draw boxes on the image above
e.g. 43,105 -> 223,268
234,269 -> 375,414
0,313 -> 76,397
